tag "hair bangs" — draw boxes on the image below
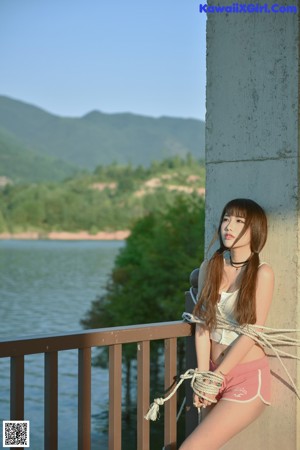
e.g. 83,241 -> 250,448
224,204 -> 247,219
220,200 -> 250,230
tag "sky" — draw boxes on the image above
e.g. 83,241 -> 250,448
0,0 -> 206,120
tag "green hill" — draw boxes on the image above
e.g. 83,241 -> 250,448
0,96 -> 205,173
0,127 -> 78,183
0,156 -> 205,234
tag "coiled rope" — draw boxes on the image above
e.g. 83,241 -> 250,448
185,287 -> 300,399
144,369 -> 224,421
145,287 -> 300,422
183,311 -> 300,400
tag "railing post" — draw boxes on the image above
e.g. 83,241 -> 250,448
164,338 -> 177,450
10,356 -> 25,450
10,356 -> 24,420
137,341 -> 150,450
184,287 -> 198,437
109,344 -> 122,450
78,347 -> 91,450
44,351 -> 58,450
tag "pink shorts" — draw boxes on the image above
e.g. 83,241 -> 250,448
210,356 -> 271,405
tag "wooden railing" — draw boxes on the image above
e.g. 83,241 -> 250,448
0,320 -> 193,450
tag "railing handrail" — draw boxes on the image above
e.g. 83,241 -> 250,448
0,320 -> 192,357
2,320 -> 194,450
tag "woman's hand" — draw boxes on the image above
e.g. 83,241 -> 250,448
193,392 -> 214,409
193,370 -> 223,408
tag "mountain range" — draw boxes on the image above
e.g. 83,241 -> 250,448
0,95 -> 205,182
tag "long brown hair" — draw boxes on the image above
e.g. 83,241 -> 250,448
193,198 -> 268,330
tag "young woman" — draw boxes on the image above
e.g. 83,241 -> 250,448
179,198 -> 274,450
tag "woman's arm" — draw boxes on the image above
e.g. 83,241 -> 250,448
195,260 -> 211,370
215,264 -> 275,376
194,323 -> 212,408
194,261 -> 212,407
195,323 -> 211,371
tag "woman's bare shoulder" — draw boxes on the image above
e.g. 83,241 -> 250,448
199,259 -> 209,271
199,259 -> 210,278
257,262 -> 274,287
197,259 -> 209,294
258,262 -> 274,276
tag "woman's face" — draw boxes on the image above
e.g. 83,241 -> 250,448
220,214 -> 251,249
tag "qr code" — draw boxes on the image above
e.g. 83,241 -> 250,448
3,421 -> 30,448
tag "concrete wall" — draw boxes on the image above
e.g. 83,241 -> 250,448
205,1 -> 299,448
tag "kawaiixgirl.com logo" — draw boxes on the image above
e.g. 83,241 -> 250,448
199,3 -> 297,13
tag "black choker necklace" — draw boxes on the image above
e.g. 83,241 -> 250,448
229,255 -> 250,269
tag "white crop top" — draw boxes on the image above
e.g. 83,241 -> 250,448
210,290 -> 240,346
209,262 -> 267,346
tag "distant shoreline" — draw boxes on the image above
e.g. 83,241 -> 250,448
0,230 -> 130,241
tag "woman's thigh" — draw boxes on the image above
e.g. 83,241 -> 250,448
179,398 -> 266,450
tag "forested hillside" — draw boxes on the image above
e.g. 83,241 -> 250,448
0,96 -> 205,176
0,128 -> 77,182
0,156 -> 205,234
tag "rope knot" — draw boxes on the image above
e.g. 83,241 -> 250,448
191,370 -> 224,403
144,397 -> 164,421
145,369 -> 225,421
154,397 -> 164,406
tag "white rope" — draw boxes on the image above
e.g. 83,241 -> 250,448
183,311 -> 300,399
189,286 -> 198,305
176,396 -> 186,422
144,369 -> 224,421
187,287 -> 300,397
145,287 -> 300,424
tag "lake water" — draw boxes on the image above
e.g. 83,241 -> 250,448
0,239 -> 124,450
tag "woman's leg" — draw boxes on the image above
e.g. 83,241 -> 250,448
179,398 -> 266,450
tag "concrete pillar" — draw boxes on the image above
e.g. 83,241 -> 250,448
204,1 -> 299,448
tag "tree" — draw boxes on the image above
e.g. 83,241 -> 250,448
81,193 -> 205,425
82,193 -> 204,327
